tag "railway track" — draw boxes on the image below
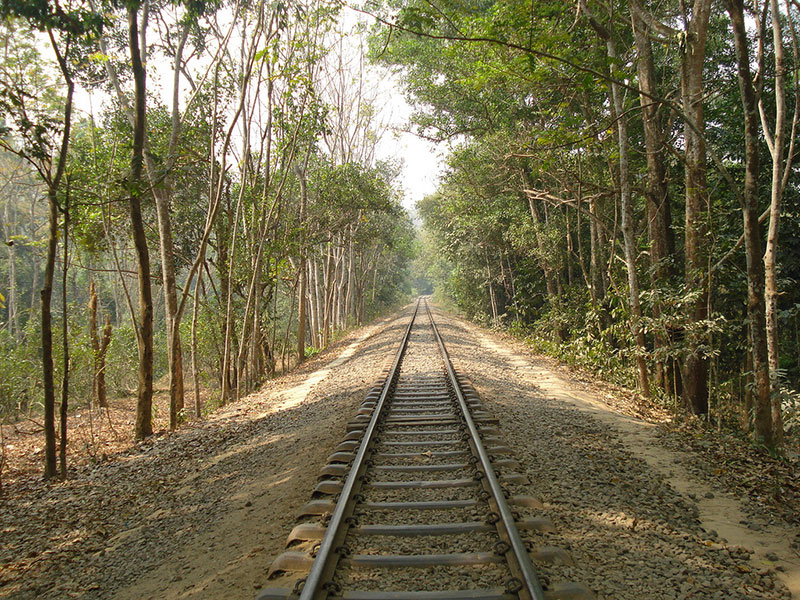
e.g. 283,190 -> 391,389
258,299 -> 593,600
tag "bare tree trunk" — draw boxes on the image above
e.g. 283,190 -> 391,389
191,270 -> 202,417
41,30 -> 75,479
28,195 -> 39,323
680,0 -> 712,415
152,21 -> 190,430
565,208 -> 574,287
761,0 -> 797,446
89,280 -> 103,407
129,4 -> 155,439
581,0 -> 650,396
42,188 -> 58,479
589,196 -> 603,308
297,173 -> 308,364
3,200 -> 18,339
608,42 -> 650,397
631,0 -> 678,393
484,247 -> 498,324
221,193 -> 243,403
322,243 -> 335,346
726,0 -> 774,446
284,273 -> 298,371
59,192 -> 70,480
526,195 -> 560,302
346,229 -> 354,322
98,315 -> 111,410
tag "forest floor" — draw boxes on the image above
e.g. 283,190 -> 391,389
0,303 -> 799,599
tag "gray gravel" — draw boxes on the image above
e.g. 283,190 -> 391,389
0,311 -> 409,600
431,306 -> 790,600
11,302 -> 787,599
328,310 -> 518,594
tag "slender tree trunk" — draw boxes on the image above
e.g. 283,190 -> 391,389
297,173 -> 308,364
89,280 -> 103,407
526,196 -> 560,301
484,247 -> 498,324
575,186 -> 592,293
98,314 -> 111,409
129,4 -> 154,439
311,257 -> 320,347
631,1 -> 678,392
346,230 -> 354,322
191,270 -> 202,417
581,0 -> 650,396
589,196 -> 602,307
42,188 -> 58,479
59,193 -> 70,480
762,0 -> 791,446
40,30 -> 75,479
3,200 -> 18,339
221,193 -> 243,403
680,0 -> 712,415
29,195 -> 39,323
609,45 -> 650,399
726,0 -> 774,446
150,21 -> 190,430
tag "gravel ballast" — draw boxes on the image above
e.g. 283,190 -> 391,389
2,302 -> 796,599
429,305 -> 794,600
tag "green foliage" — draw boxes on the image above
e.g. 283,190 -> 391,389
0,322 -> 41,418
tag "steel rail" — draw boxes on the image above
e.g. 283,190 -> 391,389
423,299 -> 547,600
299,299 -> 421,600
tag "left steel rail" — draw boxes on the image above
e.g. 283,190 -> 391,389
297,299 -> 421,600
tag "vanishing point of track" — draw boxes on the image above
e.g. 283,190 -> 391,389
258,299 -> 592,600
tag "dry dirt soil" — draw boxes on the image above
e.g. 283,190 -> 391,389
0,303 -> 798,599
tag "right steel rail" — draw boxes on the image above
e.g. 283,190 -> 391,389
298,299 -> 421,600
424,299 -> 547,600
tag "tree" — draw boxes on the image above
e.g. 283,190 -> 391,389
724,0 -> 773,446
0,2 -> 102,477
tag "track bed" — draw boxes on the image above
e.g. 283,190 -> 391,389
258,300 -> 591,600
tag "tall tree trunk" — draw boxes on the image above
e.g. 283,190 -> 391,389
221,192 -> 243,403
41,30 -> 75,479
59,192 -> 70,480
28,195 -> 39,323
89,280 -> 102,407
484,247 -> 498,324
152,21 -> 190,430
129,4 -> 155,439
93,3 -> 189,427
631,1 -> 678,393
725,0 -> 774,446
315,255 -> 322,346
346,229 -> 354,322
762,0 -> 791,446
3,200 -> 18,339
296,171 -> 308,364
581,0 -> 650,396
41,189 -> 58,479
191,270 -> 202,417
526,196 -> 560,301
610,51 -> 650,398
680,0 -> 712,415
589,195 -> 604,308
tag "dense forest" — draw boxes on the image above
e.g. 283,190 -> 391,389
365,0 -> 800,451
0,0 -> 414,480
1,0 -> 799,482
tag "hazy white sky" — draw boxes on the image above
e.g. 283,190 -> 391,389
374,99 -> 442,215
342,7 -> 443,215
